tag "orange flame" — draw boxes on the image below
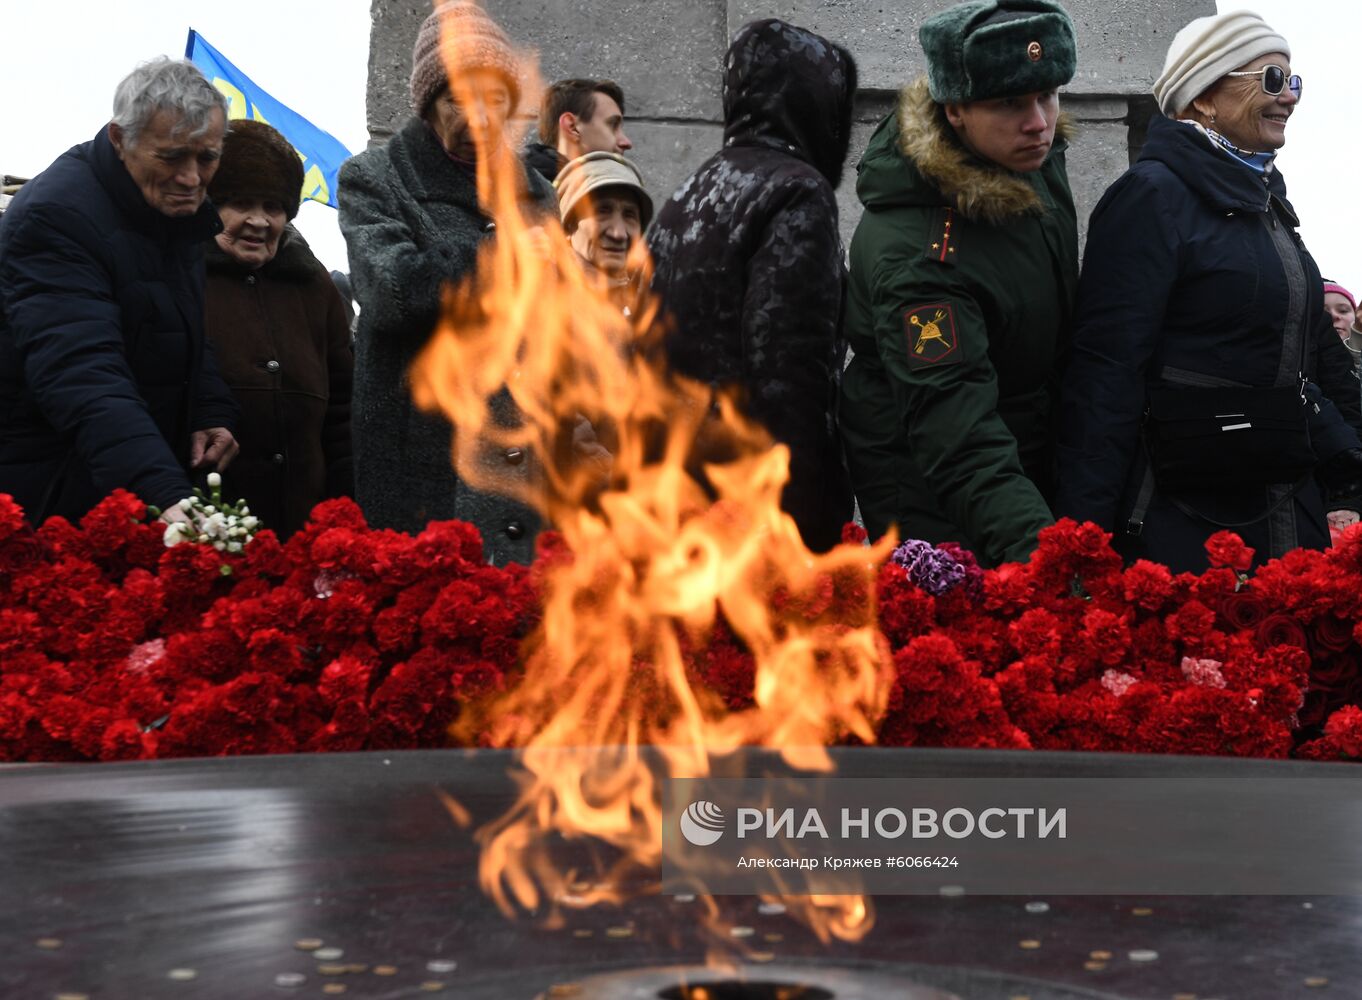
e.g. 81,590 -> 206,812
410,1 -> 895,946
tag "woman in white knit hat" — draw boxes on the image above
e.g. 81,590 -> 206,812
1055,10 -> 1362,573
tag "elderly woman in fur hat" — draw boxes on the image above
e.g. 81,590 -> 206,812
1056,10 -> 1362,572
839,0 -> 1078,567
204,119 -> 354,539
337,1 -> 556,564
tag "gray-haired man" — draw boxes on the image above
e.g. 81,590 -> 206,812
0,57 -> 239,525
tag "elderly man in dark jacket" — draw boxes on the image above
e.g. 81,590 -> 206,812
646,18 -> 857,553
0,58 -> 238,525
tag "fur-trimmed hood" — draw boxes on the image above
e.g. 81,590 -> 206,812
856,77 -> 1074,224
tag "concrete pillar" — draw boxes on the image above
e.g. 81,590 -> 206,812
363,0 -> 1213,249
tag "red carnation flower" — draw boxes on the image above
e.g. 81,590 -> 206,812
1204,531 -> 1255,572
0,493 -> 26,543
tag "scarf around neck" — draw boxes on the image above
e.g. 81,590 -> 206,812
1178,119 -> 1277,175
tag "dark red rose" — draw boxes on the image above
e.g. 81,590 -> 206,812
1313,614 -> 1355,654
1219,591 -> 1268,630
1254,614 -> 1309,651
0,532 -> 46,576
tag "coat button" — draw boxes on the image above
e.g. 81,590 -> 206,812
504,521 -> 525,540
483,220 -> 496,232
265,360 -> 280,373
504,447 -> 524,465
272,453 -> 285,465
245,274 -> 256,285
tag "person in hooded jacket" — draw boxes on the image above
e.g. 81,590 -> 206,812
646,18 -> 856,553
1055,11 -> 1362,573
839,0 -> 1078,567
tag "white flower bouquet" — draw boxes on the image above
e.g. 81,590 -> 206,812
153,473 -> 261,551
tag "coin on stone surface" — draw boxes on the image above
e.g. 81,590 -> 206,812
730,926 -> 755,938
36,938 -> 63,950
53,994 -> 89,1000
1304,977 -> 1329,988
673,894 -> 697,903
749,951 -> 776,963
313,947 -> 344,961
1128,949 -> 1159,962
1019,939 -> 1041,950
1089,950 -> 1113,960
426,959 -> 457,974
757,902 -> 786,916
344,964 -> 368,974
605,926 -> 634,939
167,968 -> 198,981
547,985 -> 583,997
1130,907 -> 1153,916
764,933 -> 784,943
939,885 -> 965,897
373,966 -> 398,976
293,939 -> 324,951
322,986 -> 347,995
572,929 -> 593,939
317,964 -> 348,976
418,983 -> 446,993
1083,961 -> 1107,972
1024,901 -> 1050,914
1171,993 -> 1197,1000
273,972 -> 307,988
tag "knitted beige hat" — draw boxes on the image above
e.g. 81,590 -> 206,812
554,152 -> 653,231
1153,10 -> 1290,117
409,1 -> 522,117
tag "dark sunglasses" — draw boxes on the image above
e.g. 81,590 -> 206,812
1226,64 -> 1303,100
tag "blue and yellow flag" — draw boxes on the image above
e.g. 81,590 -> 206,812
186,29 -> 352,209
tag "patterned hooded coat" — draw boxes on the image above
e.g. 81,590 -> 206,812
646,18 -> 857,553
840,79 -> 1078,568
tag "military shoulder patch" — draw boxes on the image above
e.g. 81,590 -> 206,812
903,303 -> 959,368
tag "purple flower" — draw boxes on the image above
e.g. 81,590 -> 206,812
890,538 -> 967,597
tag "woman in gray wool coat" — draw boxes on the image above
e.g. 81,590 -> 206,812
338,1 -> 555,564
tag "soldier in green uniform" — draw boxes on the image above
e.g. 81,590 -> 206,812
840,0 -> 1078,566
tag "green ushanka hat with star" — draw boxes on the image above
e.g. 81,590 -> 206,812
919,0 -> 1077,103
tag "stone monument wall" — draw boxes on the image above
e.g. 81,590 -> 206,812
363,0 -> 1214,248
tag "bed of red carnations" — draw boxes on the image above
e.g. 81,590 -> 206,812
2,489 -> 1360,764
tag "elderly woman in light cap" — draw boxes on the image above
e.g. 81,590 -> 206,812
554,151 -> 653,318
337,1 -> 555,563
1056,10 -> 1362,572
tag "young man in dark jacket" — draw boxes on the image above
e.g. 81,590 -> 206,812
524,78 -> 633,184
840,0 -> 1078,567
0,58 -> 239,526
647,19 -> 857,553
